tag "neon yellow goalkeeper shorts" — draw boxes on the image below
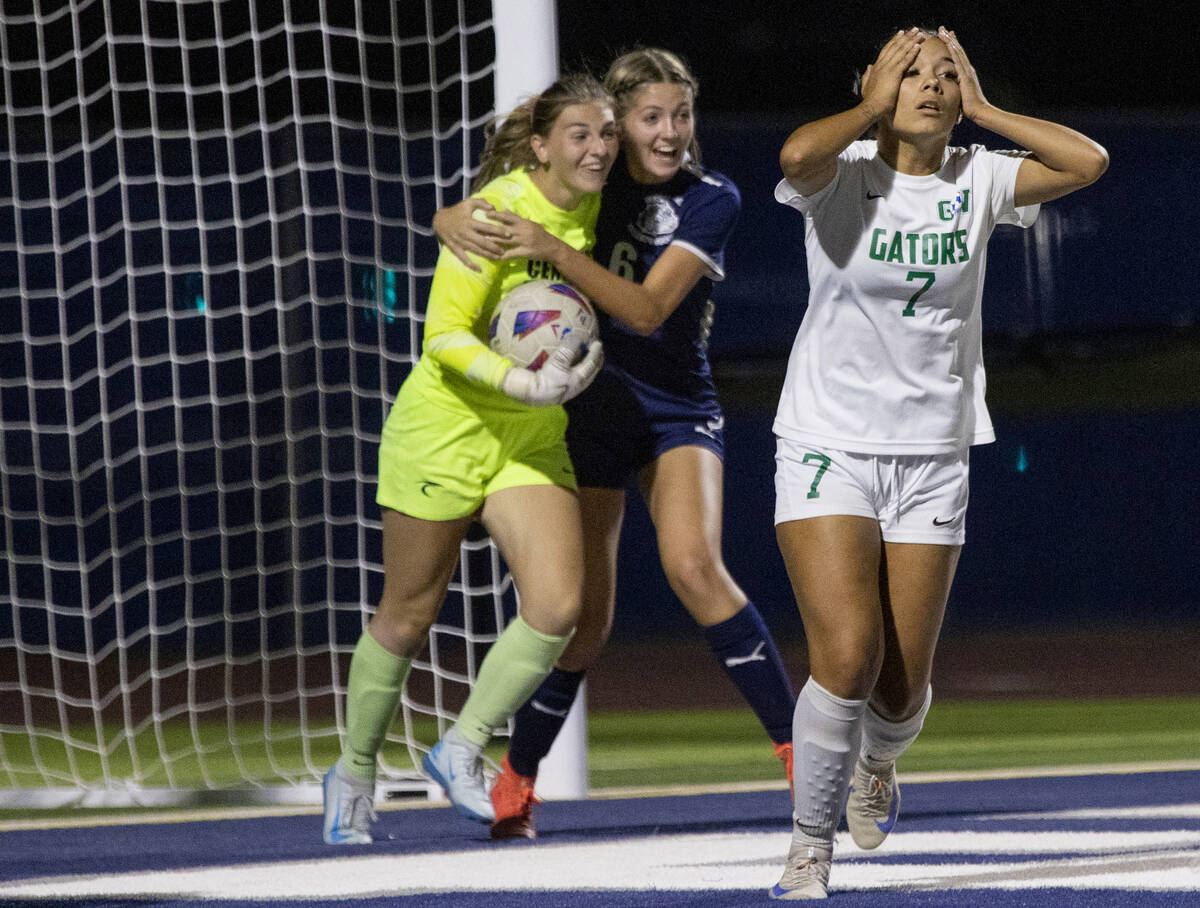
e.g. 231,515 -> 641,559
376,373 -> 577,521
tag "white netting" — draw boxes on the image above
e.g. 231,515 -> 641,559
0,0 -> 524,803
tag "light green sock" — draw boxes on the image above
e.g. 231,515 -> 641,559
454,615 -> 572,748
342,631 -> 412,783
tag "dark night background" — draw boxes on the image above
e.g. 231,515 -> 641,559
556,1 -> 1195,115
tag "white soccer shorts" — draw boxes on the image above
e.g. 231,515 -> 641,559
774,438 -> 969,545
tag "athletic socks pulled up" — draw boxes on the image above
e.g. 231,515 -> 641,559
704,601 -> 796,744
342,631 -> 413,783
508,666 -> 585,778
791,677 -> 867,841
454,615 -> 573,749
860,684 -> 932,769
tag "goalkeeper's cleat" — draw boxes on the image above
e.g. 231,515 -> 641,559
770,837 -> 832,900
423,727 -> 495,823
322,762 -> 376,845
774,740 -> 794,797
846,759 -> 900,850
490,754 -> 538,840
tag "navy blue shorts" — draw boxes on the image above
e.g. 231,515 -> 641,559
565,367 -> 724,489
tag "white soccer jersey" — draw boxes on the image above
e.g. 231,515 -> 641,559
774,141 -> 1039,454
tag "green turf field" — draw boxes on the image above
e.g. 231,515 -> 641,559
586,697 -> 1200,788
2,696 -> 1198,819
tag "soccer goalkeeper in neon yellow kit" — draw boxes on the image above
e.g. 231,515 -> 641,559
322,74 -> 616,843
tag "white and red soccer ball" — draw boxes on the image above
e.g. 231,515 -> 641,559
488,280 -> 598,371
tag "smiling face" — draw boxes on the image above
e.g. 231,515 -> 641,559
620,81 -> 695,184
884,34 -> 962,141
530,102 -> 619,209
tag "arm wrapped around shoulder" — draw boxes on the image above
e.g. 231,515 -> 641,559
500,340 -> 604,407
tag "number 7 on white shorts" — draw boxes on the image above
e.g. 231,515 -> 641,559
802,452 -> 831,499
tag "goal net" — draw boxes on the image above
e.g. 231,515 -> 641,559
0,0 -> 557,806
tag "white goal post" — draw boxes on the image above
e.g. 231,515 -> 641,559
0,0 -> 584,807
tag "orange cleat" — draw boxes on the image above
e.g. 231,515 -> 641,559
489,754 -> 538,840
774,741 -> 794,798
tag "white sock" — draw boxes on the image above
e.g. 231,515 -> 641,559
791,677 -> 867,842
861,685 -> 932,769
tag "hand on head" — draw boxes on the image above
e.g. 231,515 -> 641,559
860,27 -> 925,120
936,26 -> 987,121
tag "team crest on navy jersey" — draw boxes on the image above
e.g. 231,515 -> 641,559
628,194 -> 680,245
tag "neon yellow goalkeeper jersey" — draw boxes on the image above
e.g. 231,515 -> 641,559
404,168 -> 601,414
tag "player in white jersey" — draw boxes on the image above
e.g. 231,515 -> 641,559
769,27 -> 1107,900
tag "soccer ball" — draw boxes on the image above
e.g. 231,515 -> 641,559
488,280 -> 598,371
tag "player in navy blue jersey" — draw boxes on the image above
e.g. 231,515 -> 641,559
435,47 -> 797,839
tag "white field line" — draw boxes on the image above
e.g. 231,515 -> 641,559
2,759 -> 1199,832
980,804 -> 1200,821
3,829 -> 1199,898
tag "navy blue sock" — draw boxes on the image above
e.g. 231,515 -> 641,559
704,601 -> 796,744
508,666 -> 584,778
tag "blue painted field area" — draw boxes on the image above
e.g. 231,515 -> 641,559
3,769 -> 1198,905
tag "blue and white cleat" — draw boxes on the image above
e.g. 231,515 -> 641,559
770,838 -> 832,900
322,762 -> 376,845
846,759 -> 900,850
422,727 -> 495,823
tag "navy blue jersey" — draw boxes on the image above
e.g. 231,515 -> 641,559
566,158 -> 741,486
586,159 -> 740,400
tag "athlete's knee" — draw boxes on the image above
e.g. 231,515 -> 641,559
519,600 -> 580,639
555,603 -> 612,670
514,562 -> 584,621
870,679 -> 931,722
661,544 -> 728,604
520,577 -> 584,635
368,597 -> 437,658
809,633 -> 885,700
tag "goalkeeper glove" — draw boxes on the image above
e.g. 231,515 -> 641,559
500,340 -> 604,407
